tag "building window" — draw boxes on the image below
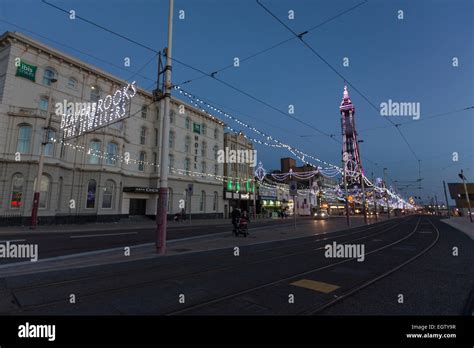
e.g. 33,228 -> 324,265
169,130 -> 175,149
169,154 -> 174,174
38,175 -> 51,209
184,158 -> 190,174
201,141 -> 207,157
155,129 -> 159,147
185,136 -> 191,153
67,77 -> 77,89
88,141 -> 101,164
202,123 -> 206,135
10,173 -> 24,209
213,191 -> 218,211
102,180 -> 114,209
106,142 -> 118,165
141,105 -> 147,119
140,127 -> 147,145
42,68 -> 56,86
139,151 -> 146,171
33,174 -> 51,209
185,117 -> 191,130
214,164 -> 219,176
17,125 -> 32,154
170,110 -> 175,124
167,188 -> 173,213
202,161 -> 207,176
153,152 -> 158,173
90,86 -> 101,103
214,128 -> 218,140
200,190 -> 206,212
44,128 -> 56,157
39,96 -> 49,111
86,179 -> 97,208
213,145 -> 219,160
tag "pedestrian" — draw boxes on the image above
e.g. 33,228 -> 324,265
231,208 -> 241,234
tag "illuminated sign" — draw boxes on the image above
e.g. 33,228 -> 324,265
15,60 -> 37,82
58,81 -> 137,139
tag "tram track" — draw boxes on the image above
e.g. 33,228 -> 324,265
2,218 -> 407,313
165,216 -> 435,315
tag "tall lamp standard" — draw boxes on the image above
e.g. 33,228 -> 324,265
357,139 -> 367,224
383,167 -> 390,219
30,77 -> 57,229
156,0 -> 175,253
458,170 -> 473,222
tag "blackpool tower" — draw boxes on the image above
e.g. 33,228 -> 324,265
339,86 -> 364,188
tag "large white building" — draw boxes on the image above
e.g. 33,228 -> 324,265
0,31 -> 226,225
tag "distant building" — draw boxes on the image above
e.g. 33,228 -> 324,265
222,132 -> 256,217
0,31 -> 225,225
448,182 -> 473,217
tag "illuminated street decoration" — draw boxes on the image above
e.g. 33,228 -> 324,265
59,81 -> 137,139
254,161 -> 267,182
340,86 -> 363,187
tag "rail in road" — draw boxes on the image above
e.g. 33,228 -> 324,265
167,216 -> 439,315
0,216 -> 439,315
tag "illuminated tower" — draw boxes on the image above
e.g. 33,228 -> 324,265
340,86 -> 363,187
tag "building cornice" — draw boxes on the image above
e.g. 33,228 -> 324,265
0,31 -> 226,127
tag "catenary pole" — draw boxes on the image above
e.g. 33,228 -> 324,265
156,0 -> 174,253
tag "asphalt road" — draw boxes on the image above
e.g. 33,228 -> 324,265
1,215 -> 471,315
0,218 -> 310,262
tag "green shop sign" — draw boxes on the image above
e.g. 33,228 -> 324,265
193,123 -> 201,134
15,60 -> 37,82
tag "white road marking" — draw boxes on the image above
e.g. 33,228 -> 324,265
70,232 -> 138,239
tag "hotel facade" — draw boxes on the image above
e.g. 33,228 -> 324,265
0,31 -> 227,225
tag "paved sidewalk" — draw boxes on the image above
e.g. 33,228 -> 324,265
440,217 -> 474,239
0,216 -> 279,235
0,217 -> 375,277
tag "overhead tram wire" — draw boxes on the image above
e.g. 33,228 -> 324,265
255,0 -> 420,162
40,0 -> 412,194
359,106 -> 474,132
41,0 -> 342,145
0,18 -> 155,85
174,0 -> 368,87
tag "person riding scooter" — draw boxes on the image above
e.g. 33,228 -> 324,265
239,210 -> 250,236
231,208 -> 241,234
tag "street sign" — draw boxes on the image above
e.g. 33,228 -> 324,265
289,181 -> 297,196
187,184 -> 193,195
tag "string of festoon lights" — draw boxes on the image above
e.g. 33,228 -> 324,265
47,137 -> 256,183
175,86 -> 341,171
175,86 -> 412,208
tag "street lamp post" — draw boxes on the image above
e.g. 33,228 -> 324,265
156,0 -> 174,253
372,172 -> 378,221
357,140 -> 367,224
342,156 -> 351,227
30,77 -> 57,229
443,180 -> 450,218
459,170 -> 473,222
383,168 -> 390,219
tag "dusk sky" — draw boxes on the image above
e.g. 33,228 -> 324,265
1,0 -> 473,204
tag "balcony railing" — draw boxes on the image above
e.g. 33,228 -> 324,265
8,105 -> 51,119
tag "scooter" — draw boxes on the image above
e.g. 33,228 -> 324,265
233,218 -> 249,237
